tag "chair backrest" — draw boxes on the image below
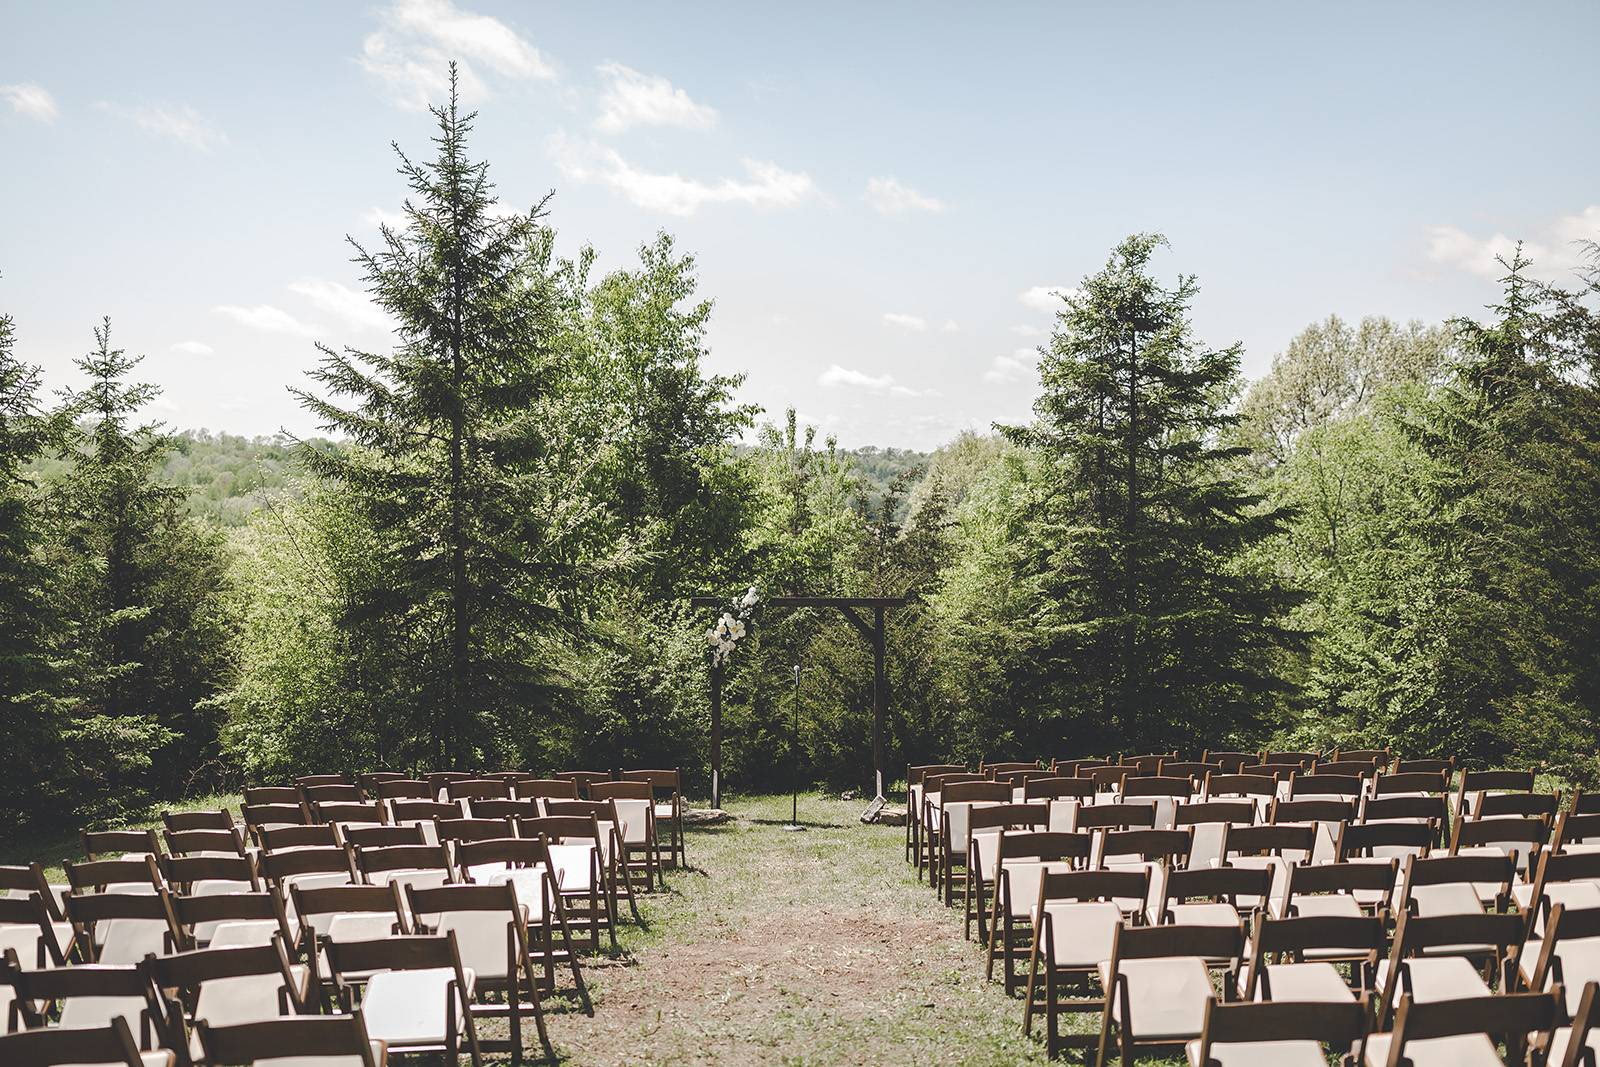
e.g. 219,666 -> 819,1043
1075,802 -> 1157,831
434,817 -> 516,844
197,1009 -> 383,1067
301,783 -> 364,804
553,770 -> 613,797
355,843 -> 452,879
518,814 -> 602,845
1263,750 -> 1319,769
467,798 -> 541,821
1200,751 -> 1253,774
1451,814 -> 1549,869
1556,812 -> 1600,851
1099,828 -> 1192,866
447,778 -> 512,801
1037,867 -> 1151,907
64,856 -> 162,893
403,883 -> 530,981
1121,776 -> 1194,800
241,786 -> 300,806
1247,912 -> 1385,978
982,761 -> 1039,777
1316,761 -> 1379,780
80,829 -> 160,861
162,827 -> 247,857
967,803 -> 1050,836
1193,997 -> 1367,1067
0,863 -> 61,919
1203,773 -> 1277,799
1161,865 -> 1272,921
940,781 -> 1010,806
1334,820 -> 1432,861
171,891 -> 292,949
1456,769 -> 1535,820
1022,776 -> 1096,801
144,937 -> 300,1011
1174,801 -> 1255,827
294,774 -> 349,788
1332,748 -> 1389,765
257,824 -> 338,852
310,801 -> 385,826
358,771 -> 408,791
0,894 -> 69,966
1284,859 -> 1397,907
591,781 -> 653,803
241,803 -> 308,831
288,882 -> 408,939
1401,852 -> 1515,909
323,932 -> 468,993
161,809 -> 233,833
1239,763 -> 1301,781
1158,761 -> 1222,784
1108,920 -> 1245,964
1373,770 -> 1450,797
376,778 -> 434,800
0,1017 -> 147,1067
1223,823 -> 1316,858
342,823 -> 427,849
453,836 -> 547,875
1527,904 -> 1600,1006
1270,798 -> 1356,825
994,830 -> 1093,865
389,799 -> 460,823
1124,753 -> 1175,776
1387,990 -> 1557,1065
3,959 -> 158,1032
1394,758 -> 1454,776
1574,791 -> 1600,816
1360,794 -> 1447,826
158,854 -> 259,893
621,768 -> 683,796
514,778 -> 580,801
257,845 -> 354,886
1083,766 -> 1128,791
921,772 -> 985,796
1476,791 -> 1560,821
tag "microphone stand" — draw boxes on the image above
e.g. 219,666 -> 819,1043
782,664 -> 805,831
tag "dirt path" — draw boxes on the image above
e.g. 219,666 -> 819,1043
543,794 -> 1049,1066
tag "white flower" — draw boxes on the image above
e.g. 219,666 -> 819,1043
729,620 -> 746,640
740,586 -> 760,609
705,627 -> 720,645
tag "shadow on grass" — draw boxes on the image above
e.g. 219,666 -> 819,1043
746,817 -> 848,829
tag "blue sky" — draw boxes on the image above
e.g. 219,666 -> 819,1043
2,1 -> 1597,450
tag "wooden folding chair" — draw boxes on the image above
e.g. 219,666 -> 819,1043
1450,815 -> 1548,883
160,810 -> 233,835
0,893 -> 71,969
257,845 -> 355,896
342,824 -> 428,849
453,836 -> 588,1007
64,890 -> 183,964
1240,911 -> 1385,1002
1360,794 -> 1449,849
0,863 -> 66,921
1369,989 -> 1558,1067
1453,768 -> 1536,824
1173,800 -> 1256,871
1159,762 -> 1223,786
1394,757 -> 1455,777
905,764 -> 967,864
1022,868 -> 1152,1057
406,883 -> 558,1064
1520,903 -> 1600,1018
1200,751 -> 1253,774
1095,921 -> 1247,1067
965,803 -> 1050,941
196,1010 -> 383,1067
145,937 -> 308,1066
375,778 -> 434,801
620,769 -> 687,869
160,828 -> 247,859
1335,820 -> 1433,863
3,957 -> 165,1053
448,779 -> 513,804
1187,995 -> 1368,1067
1547,979 -> 1600,1067
1263,750 -> 1319,770
0,1016 -> 170,1067
289,882 -> 410,1010
1398,852 -> 1516,917
518,814 -> 623,947
80,830 -> 161,863
552,771 -> 611,799
324,933 -> 483,1067
1519,849 -> 1600,937
1333,747 -> 1390,765
985,830 -> 1094,994
591,781 -> 662,893
1374,909 -> 1528,1027
1157,865 -> 1272,929
295,774 -> 350,788
301,783 -> 364,806
171,891 -> 294,952
917,772 -> 986,879
1280,859 -> 1397,920
1076,803 -> 1158,834
932,781 -> 1010,906
310,801 -> 386,828
241,786 -> 301,807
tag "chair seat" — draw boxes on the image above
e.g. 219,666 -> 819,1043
252,1042 -> 384,1067
1410,882 -> 1485,917
546,844 -> 597,893
1545,1024 -> 1600,1067
483,869 -> 553,921
1363,1032 -> 1501,1067
1002,861 -> 1075,919
1160,902 -> 1240,928
1186,1037 -> 1329,1067
1376,955 -> 1492,1002
361,966 -> 475,1045
209,919 -> 287,949
1097,956 -> 1212,1039
1037,901 -> 1121,967
652,803 -> 677,820
189,966 -> 311,1057
55,993 -> 148,1033
1251,961 -> 1355,1002
1282,894 -> 1364,920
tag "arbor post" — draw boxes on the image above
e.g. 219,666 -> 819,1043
872,604 -> 887,801
710,659 -> 723,811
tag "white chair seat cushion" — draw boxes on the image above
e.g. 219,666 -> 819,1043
188,966 -> 310,1057
437,911 -> 527,979
1002,861 -> 1074,919
1283,894 -> 1363,920
652,802 -> 676,820
546,844 -> 596,894
1375,955 -> 1492,1001
483,869 -> 553,920
208,919 -> 285,949
1363,1032 -> 1501,1067
251,1045 -> 384,1067
56,993 -> 148,1032
1409,882 -> 1485,917
326,913 -> 398,943
1254,961 -> 1355,1003
97,917 -> 170,962
1037,901 -> 1122,967
1160,902 -> 1239,928
1545,1025 -> 1600,1067
1186,1038 -> 1328,1067
1097,956 -> 1212,1039
361,966 -> 474,1045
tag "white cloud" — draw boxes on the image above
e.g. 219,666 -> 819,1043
1554,205 -> 1600,248
288,278 -> 391,332
1426,206 -> 1600,280
817,363 -> 927,397
1018,285 -> 1077,312
549,133 -> 816,216
361,0 -> 553,111
865,176 -> 945,215
941,319 -> 960,333
97,102 -> 226,150
1,83 -> 58,122
213,304 -> 321,338
984,347 -> 1039,385
882,312 -> 927,331
594,63 -> 716,133
170,341 -> 214,356
1009,324 -> 1045,337
364,205 -> 408,229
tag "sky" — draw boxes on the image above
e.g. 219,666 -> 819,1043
2,1 -> 1597,451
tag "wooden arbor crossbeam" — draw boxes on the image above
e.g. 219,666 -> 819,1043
690,596 -> 908,809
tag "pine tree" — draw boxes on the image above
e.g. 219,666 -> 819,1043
1004,234 -> 1302,753
295,65 -> 610,769
0,308 -> 65,824
46,319 -> 232,816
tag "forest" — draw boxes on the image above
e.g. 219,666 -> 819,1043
3,84 -> 1598,829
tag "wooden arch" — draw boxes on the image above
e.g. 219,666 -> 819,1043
690,595 -> 907,809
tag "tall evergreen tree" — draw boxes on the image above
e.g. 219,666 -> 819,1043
46,320 -> 232,815
1004,234 -> 1302,753
0,307 -> 65,824
295,66 -> 611,769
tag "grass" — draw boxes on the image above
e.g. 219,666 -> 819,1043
540,792 -> 1055,1066
1,792 -> 242,883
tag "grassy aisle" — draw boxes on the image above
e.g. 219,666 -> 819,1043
545,792 -> 1050,1066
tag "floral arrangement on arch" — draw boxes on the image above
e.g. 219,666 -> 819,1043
706,586 -> 760,667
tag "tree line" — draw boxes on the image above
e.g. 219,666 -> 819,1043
3,72 -> 1596,827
